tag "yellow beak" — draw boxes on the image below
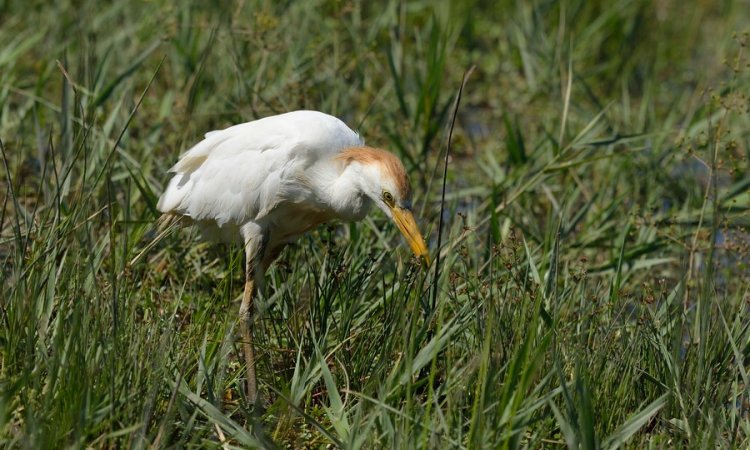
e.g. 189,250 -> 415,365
391,207 -> 430,266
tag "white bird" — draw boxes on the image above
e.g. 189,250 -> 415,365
157,110 -> 429,404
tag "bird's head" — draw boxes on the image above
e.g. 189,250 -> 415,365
338,147 -> 430,265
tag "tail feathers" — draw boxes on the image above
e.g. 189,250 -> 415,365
156,212 -> 187,233
156,175 -> 187,213
129,213 -> 188,267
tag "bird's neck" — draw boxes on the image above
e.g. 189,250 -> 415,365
317,160 -> 371,222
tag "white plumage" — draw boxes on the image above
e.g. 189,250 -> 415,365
158,110 -> 365,244
157,110 -> 428,404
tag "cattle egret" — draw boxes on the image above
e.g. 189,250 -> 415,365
157,110 -> 429,403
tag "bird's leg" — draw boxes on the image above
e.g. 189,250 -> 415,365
238,226 -> 268,407
239,265 -> 257,404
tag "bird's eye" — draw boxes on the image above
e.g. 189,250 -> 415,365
382,191 -> 395,206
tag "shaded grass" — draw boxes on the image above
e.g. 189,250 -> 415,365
2,0 -> 750,448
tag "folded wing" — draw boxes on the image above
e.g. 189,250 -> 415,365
157,111 -> 363,229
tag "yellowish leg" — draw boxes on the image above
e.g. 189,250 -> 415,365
239,273 -> 258,404
239,227 -> 270,407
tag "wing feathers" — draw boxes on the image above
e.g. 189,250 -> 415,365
157,111 -> 363,235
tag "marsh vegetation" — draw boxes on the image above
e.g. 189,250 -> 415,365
2,0 -> 750,448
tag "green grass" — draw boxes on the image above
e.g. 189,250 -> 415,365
2,0 -> 750,448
